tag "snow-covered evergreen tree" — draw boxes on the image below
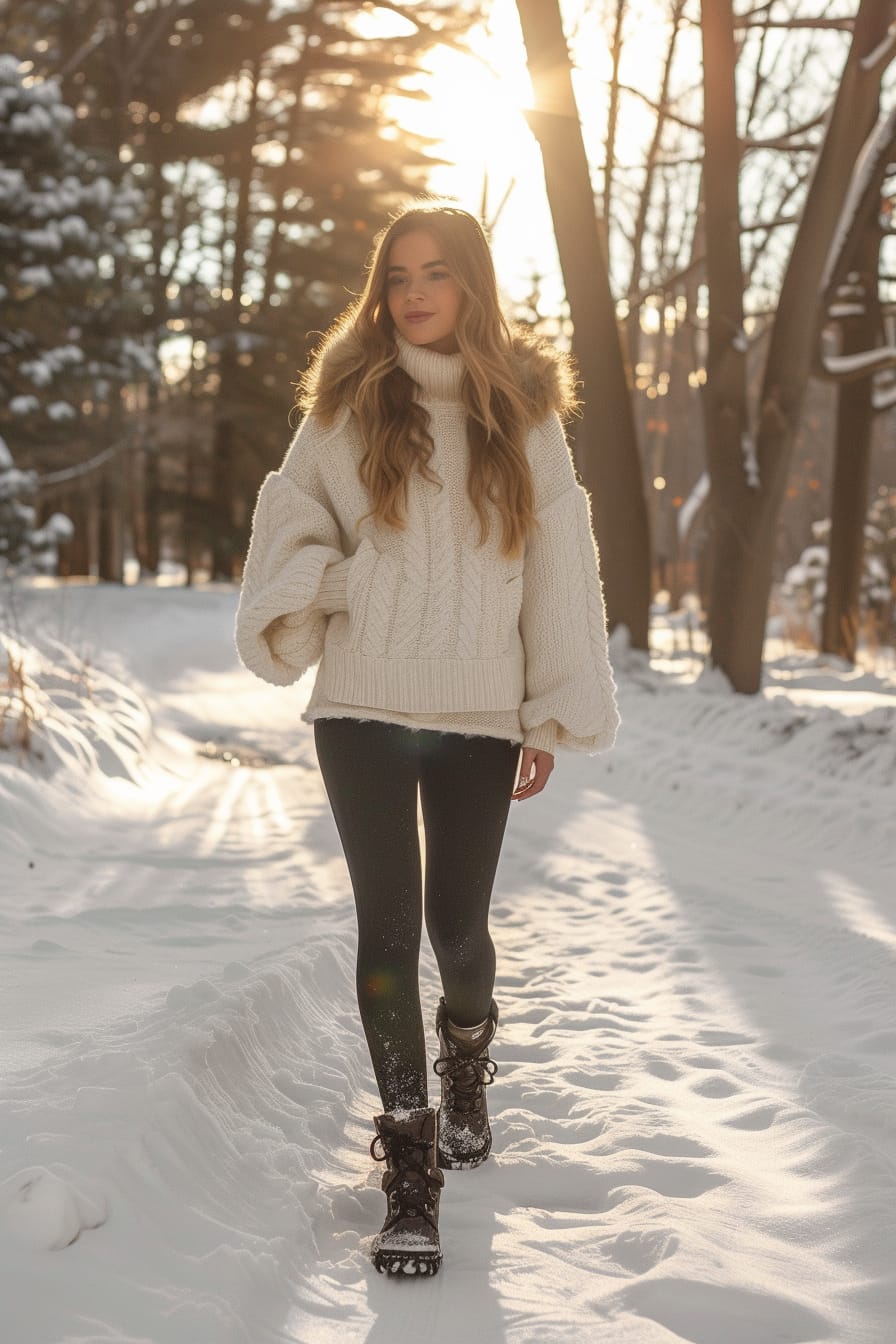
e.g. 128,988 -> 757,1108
864,489 -> 896,623
783,490 -> 896,644
0,433 -> 72,575
0,53 -> 154,469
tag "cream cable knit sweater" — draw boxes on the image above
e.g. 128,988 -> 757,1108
234,334 -> 619,756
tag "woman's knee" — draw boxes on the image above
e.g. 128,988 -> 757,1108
356,954 -> 416,1006
425,915 -> 493,976
356,926 -> 420,1002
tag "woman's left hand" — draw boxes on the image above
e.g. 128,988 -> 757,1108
511,747 -> 554,800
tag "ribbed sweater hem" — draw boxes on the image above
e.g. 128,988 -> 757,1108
300,704 -> 526,746
322,646 -> 526,712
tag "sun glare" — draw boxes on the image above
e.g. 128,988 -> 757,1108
409,43 -> 534,192
367,0 -> 672,314
392,2 -> 563,311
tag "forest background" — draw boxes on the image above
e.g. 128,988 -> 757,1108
1,0 -> 895,695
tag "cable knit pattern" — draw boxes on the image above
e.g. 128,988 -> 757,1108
234,334 -> 620,756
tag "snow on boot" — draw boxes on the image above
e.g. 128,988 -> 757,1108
370,1107 -> 444,1277
433,997 -> 499,1170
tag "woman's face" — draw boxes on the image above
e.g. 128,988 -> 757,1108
385,229 -> 463,354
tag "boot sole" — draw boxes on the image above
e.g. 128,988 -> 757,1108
373,1249 -> 442,1276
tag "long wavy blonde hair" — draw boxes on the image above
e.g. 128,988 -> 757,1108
297,201 -> 577,560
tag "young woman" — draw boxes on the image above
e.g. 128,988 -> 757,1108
235,201 -> 619,1277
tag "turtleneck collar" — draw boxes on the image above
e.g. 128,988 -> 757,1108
395,333 -> 465,402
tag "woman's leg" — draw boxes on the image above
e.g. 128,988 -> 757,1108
313,718 -> 428,1113
418,733 -> 521,1027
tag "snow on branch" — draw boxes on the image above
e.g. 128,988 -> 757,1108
860,22 -> 896,74
820,105 -> 896,295
742,430 -> 760,489
38,440 -> 129,487
677,472 -> 710,543
872,380 -> 896,410
821,346 -> 896,379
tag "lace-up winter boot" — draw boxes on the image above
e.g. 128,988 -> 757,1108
370,1107 -> 444,1276
433,997 -> 499,1170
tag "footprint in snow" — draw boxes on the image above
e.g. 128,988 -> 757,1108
690,1074 -> 742,1098
643,1057 -> 682,1081
27,939 -> 68,956
604,1226 -> 679,1274
696,1029 -> 757,1046
617,1275 -> 835,1344
722,1103 -> 781,1130
0,1166 -> 107,1250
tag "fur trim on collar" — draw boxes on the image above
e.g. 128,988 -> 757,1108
307,321 -> 579,423
506,326 -> 579,421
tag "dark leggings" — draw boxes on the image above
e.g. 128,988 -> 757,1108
313,717 -> 521,1114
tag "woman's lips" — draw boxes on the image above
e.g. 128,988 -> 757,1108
405,312 -> 434,323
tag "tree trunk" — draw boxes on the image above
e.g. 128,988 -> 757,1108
516,0 -> 651,649
97,459 -> 124,582
821,224 -> 882,660
211,59 -> 259,581
699,0 -> 753,684
211,419 -> 236,580
701,0 -> 895,692
141,446 -> 162,576
56,489 -> 90,577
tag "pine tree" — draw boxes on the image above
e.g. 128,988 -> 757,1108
783,490 -> 896,649
0,54 -> 152,468
0,433 -> 72,575
2,4 -> 481,578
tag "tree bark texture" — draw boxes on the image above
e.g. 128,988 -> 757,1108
701,0 -> 896,692
516,0 -> 651,650
700,0 -> 753,686
821,223 -> 883,660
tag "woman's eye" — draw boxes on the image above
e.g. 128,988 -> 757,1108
386,270 -> 451,287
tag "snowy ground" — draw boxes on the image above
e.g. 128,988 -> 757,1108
1,582 -> 894,1344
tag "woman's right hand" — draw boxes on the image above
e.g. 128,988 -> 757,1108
511,747 -> 554,800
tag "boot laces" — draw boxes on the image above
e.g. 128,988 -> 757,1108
433,1049 -> 498,1111
370,1130 -> 442,1231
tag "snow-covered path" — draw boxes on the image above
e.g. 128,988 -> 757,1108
1,585 -> 894,1344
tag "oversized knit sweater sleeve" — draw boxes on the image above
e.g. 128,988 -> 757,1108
234,412 -> 352,687
518,413 -> 620,756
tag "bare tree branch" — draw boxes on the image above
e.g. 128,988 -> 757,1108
734,17 -> 855,32
617,82 -> 702,133
744,139 -> 823,153
742,212 -> 800,232
40,439 -> 135,486
745,109 -> 829,149
603,0 -> 627,225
